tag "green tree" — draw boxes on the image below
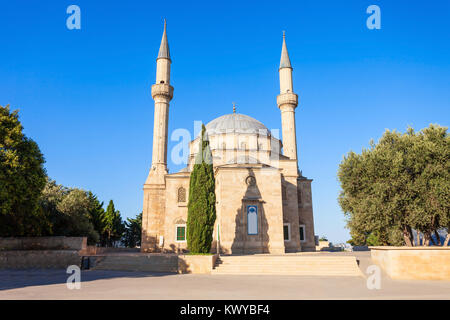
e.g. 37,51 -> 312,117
122,212 -> 142,248
87,192 -> 107,244
187,125 -> 216,253
338,125 -> 449,246
103,200 -> 125,247
0,105 -> 48,236
56,188 -> 99,244
40,180 -> 99,244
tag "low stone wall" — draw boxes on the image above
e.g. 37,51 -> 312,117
83,246 -> 140,255
88,254 -> 178,273
371,246 -> 450,280
0,237 -> 86,269
86,253 -> 218,274
0,237 -> 87,251
0,250 -> 81,269
178,254 -> 219,274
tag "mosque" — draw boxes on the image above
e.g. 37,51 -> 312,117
141,22 -> 316,254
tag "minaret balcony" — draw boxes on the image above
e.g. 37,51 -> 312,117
151,83 -> 174,100
277,92 -> 298,108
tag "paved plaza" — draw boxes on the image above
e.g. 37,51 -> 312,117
0,253 -> 449,300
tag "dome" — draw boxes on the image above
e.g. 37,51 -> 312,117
205,113 -> 270,136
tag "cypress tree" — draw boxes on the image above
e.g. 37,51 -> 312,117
187,124 -> 216,253
103,200 -> 125,247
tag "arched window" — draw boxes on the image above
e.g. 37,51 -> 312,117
177,187 -> 186,203
247,205 -> 258,235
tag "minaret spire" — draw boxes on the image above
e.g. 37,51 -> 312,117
279,31 -> 292,69
157,19 -> 170,61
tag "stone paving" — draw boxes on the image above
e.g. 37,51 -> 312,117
0,252 -> 449,300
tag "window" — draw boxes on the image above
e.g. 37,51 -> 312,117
283,223 -> 291,241
247,205 -> 258,235
299,224 -> 306,242
176,224 -> 186,242
177,187 -> 186,203
240,142 -> 247,150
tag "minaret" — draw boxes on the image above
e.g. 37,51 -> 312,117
142,20 -> 173,252
147,20 -> 174,184
277,31 -> 298,163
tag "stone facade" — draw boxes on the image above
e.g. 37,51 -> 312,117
142,24 -> 316,254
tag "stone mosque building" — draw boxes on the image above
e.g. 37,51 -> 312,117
141,22 -> 316,254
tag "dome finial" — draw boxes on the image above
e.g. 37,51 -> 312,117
232,102 -> 236,113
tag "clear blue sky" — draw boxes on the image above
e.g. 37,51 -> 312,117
1,0 -> 449,243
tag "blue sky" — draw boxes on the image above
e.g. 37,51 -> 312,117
1,0 -> 449,243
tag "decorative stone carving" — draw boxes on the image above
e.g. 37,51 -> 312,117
151,83 -> 174,100
177,187 -> 186,203
245,176 -> 256,186
276,92 -> 298,107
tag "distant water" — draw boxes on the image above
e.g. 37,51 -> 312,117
412,229 -> 448,246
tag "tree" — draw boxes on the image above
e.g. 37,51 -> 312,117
338,125 -> 449,246
87,192 -> 107,244
56,188 -> 99,244
40,180 -> 99,244
103,200 -> 125,247
122,212 -> 142,248
0,105 -> 48,236
187,125 -> 216,253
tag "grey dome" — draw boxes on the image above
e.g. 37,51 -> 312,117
205,113 -> 270,136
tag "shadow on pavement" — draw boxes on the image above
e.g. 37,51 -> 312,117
0,269 -> 175,291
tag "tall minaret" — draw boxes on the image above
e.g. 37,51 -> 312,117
277,31 -> 298,163
142,20 -> 173,252
146,20 -> 174,184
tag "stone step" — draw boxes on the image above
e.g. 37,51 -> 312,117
214,266 -> 357,271
216,260 -> 356,265
213,256 -> 363,277
211,272 -> 360,276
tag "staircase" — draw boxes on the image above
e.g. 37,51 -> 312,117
212,255 -> 363,277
